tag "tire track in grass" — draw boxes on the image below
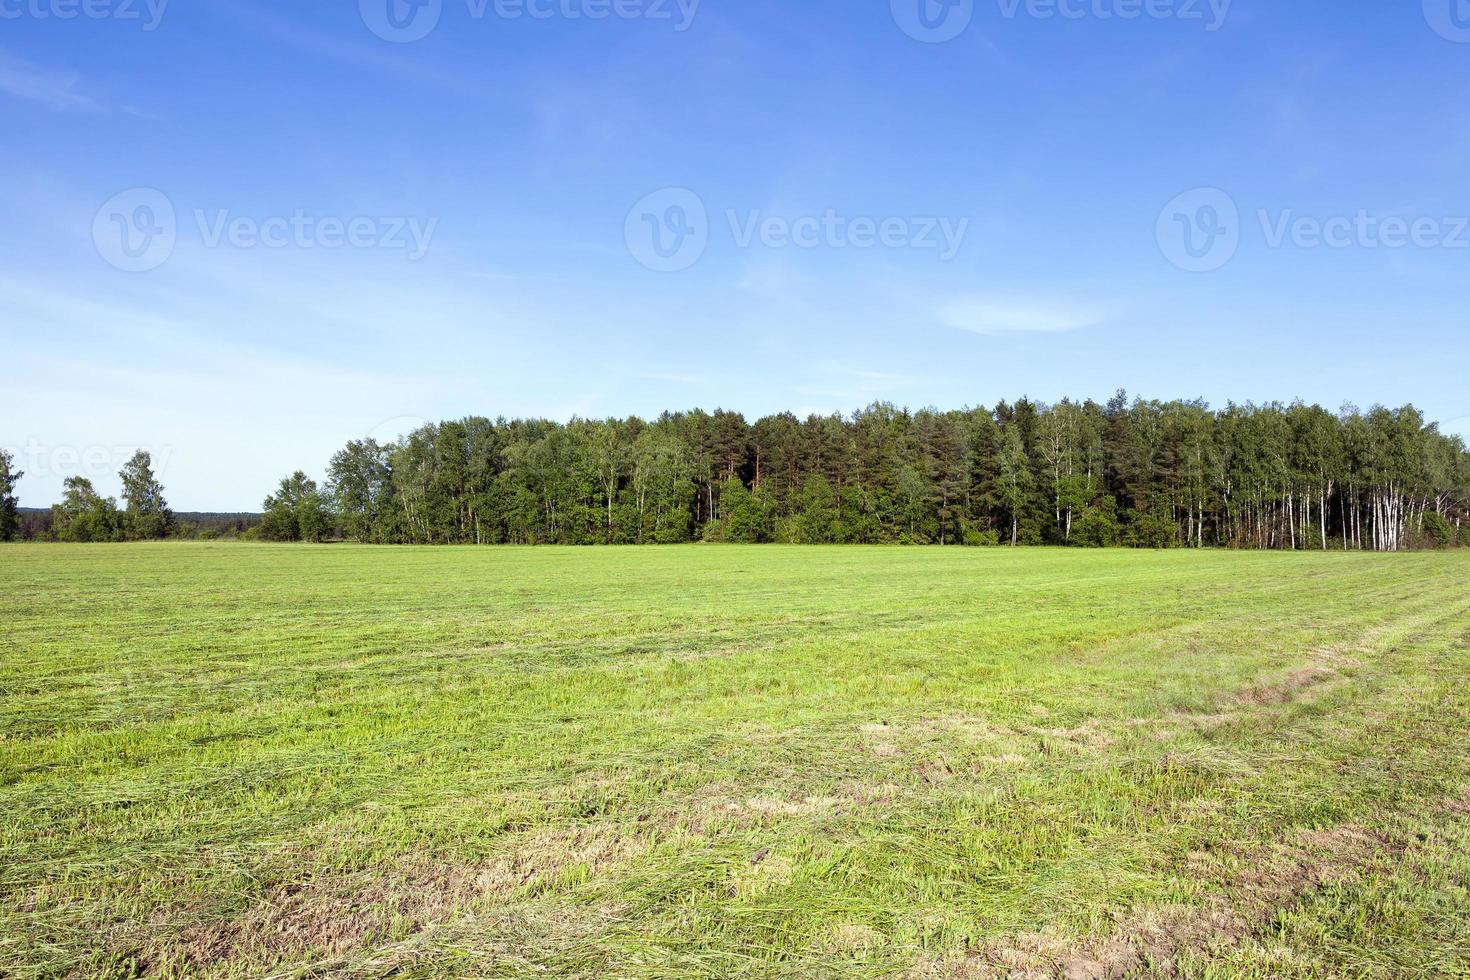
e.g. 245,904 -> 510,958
916,605 -> 1470,979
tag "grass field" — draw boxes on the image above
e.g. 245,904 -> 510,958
3,544 -> 1470,978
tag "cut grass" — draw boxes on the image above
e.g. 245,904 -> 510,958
2,544 -> 1469,977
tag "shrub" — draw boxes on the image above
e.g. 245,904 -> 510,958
719,478 -> 769,543
654,519 -> 692,545
1421,511 -> 1453,549
1073,496 -> 1122,548
1128,503 -> 1178,549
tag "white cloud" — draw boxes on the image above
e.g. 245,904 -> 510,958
0,52 -> 97,111
938,298 -> 1105,335
736,259 -> 817,297
639,370 -> 708,386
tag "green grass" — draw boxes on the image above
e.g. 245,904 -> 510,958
3,544 -> 1470,978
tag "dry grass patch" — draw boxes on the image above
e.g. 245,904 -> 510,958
166,824 -> 647,973
1234,666 -> 1341,707
921,790 -> 1470,980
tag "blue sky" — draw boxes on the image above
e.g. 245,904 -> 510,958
3,0 -> 1469,510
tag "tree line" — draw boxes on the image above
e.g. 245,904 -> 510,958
4,396 -> 1465,550
251,394 -> 1470,551
0,450 -> 178,543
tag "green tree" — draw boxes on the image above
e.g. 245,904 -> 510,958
328,440 -> 397,543
719,477 -> 769,543
51,476 -> 122,542
284,399 -> 1470,552
1073,495 -> 1122,548
784,474 -> 840,544
1128,499 -> 1178,549
916,410 -> 969,545
261,472 -> 331,543
0,449 -> 21,542
119,450 -> 174,540
996,426 -> 1034,546
630,429 -> 694,544
896,465 -> 934,543
1420,510 -> 1453,549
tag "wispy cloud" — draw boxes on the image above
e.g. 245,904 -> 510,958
639,370 -> 708,386
791,363 -> 935,410
0,50 -> 156,116
0,52 -> 97,111
735,259 -> 817,297
208,1 -> 475,95
938,298 -> 1105,335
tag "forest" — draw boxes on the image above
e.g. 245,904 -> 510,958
257,393 -> 1469,551
6,394 -> 1467,551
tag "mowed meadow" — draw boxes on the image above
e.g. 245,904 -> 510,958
3,545 -> 1470,978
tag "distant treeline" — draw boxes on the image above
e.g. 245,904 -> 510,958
0,448 -> 262,543
5,395 -> 1466,551
11,508 -> 261,542
1,451 -> 174,544
248,394 -> 1470,552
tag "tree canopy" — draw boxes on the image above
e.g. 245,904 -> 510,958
248,395 -> 1470,551
43,453 -> 175,543
120,451 -> 174,540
